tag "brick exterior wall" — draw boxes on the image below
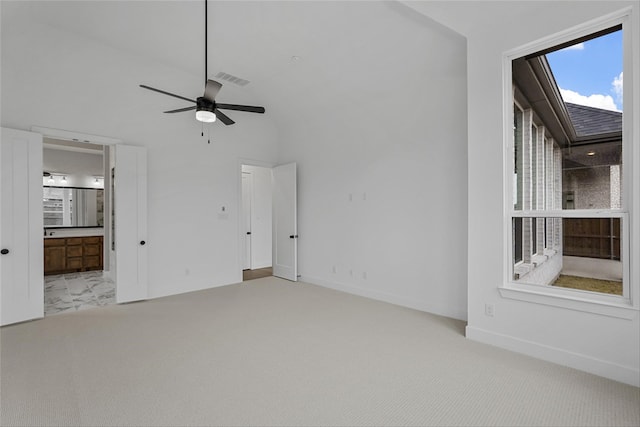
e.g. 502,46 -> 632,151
514,107 -> 563,285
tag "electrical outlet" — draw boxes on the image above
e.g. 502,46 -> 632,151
362,271 -> 367,279
485,303 -> 495,317
332,265 -> 337,274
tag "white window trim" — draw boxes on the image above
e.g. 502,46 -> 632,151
501,7 -> 639,319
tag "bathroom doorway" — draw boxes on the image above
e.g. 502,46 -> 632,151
42,138 -> 114,316
2,126 -> 147,325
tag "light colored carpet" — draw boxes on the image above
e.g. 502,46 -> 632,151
1,277 -> 638,426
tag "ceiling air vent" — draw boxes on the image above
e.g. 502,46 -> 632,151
215,72 -> 250,87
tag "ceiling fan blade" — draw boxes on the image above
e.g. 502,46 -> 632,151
216,103 -> 265,114
164,106 -> 197,114
140,85 -> 196,103
203,79 -> 222,102
215,109 -> 235,126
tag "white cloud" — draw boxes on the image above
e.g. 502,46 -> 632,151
560,42 -> 585,51
559,88 -> 620,112
612,71 -> 623,105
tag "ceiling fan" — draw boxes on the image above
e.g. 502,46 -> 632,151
139,0 -> 264,126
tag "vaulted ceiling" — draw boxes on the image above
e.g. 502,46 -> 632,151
1,1 -> 460,136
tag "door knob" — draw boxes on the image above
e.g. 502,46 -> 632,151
289,235 -> 298,239
0,248 -> 9,255
140,241 -> 146,246
246,232 -> 251,235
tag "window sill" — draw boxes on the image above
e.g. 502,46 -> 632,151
499,283 -> 638,320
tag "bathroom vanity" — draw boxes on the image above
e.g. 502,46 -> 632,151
42,185 -> 106,275
44,234 -> 103,276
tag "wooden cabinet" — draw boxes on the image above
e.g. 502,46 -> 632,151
65,238 -> 83,271
44,238 -> 66,273
44,236 -> 103,275
83,237 -> 102,270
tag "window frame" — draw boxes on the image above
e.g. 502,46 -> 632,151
501,8 -> 639,319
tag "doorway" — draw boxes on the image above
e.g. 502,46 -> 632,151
241,164 -> 273,281
42,138 -> 114,316
1,127 -> 148,326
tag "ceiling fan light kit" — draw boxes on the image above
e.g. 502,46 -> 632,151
139,0 -> 264,127
196,111 -> 216,123
195,98 -> 216,123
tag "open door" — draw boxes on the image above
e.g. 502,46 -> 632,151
272,163 -> 297,281
242,172 -> 252,270
0,128 -> 44,325
114,145 -> 148,303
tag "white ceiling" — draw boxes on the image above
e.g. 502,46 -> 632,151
1,1 -> 461,133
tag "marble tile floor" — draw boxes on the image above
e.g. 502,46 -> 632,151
44,271 -> 115,316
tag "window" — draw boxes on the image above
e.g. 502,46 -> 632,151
503,11 -> 637,315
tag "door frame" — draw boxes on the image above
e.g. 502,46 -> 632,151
35,127 -> 120,280
35,127 -> 148,306
237,158 -> 274,282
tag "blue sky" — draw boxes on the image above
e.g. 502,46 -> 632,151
546,30 -> 623,111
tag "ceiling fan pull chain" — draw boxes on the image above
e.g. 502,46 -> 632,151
208,126 -> 211,144
201,121 -> 204,137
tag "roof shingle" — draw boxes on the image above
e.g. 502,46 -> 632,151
565,102 -> 622,138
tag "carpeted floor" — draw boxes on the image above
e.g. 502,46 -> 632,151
1,277 -> 638,426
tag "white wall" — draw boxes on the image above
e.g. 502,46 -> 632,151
276,4 -> 469,320
43,147 -> 104,188
1,17 -> 279,298
242,165 -> 272,270
408,0 -> 639,386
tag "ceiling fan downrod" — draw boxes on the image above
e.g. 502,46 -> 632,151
204,0 -> 208,84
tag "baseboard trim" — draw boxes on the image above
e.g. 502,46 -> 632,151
300,275 -> 467,321
466,325 -> 640,387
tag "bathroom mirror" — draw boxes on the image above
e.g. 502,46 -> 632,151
43,186 -> 104,227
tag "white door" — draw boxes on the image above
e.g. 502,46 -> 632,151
0,128 -> 44,325
114,145 -> 148,303
272,163 -> 297,281
242,172 -> 252,270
